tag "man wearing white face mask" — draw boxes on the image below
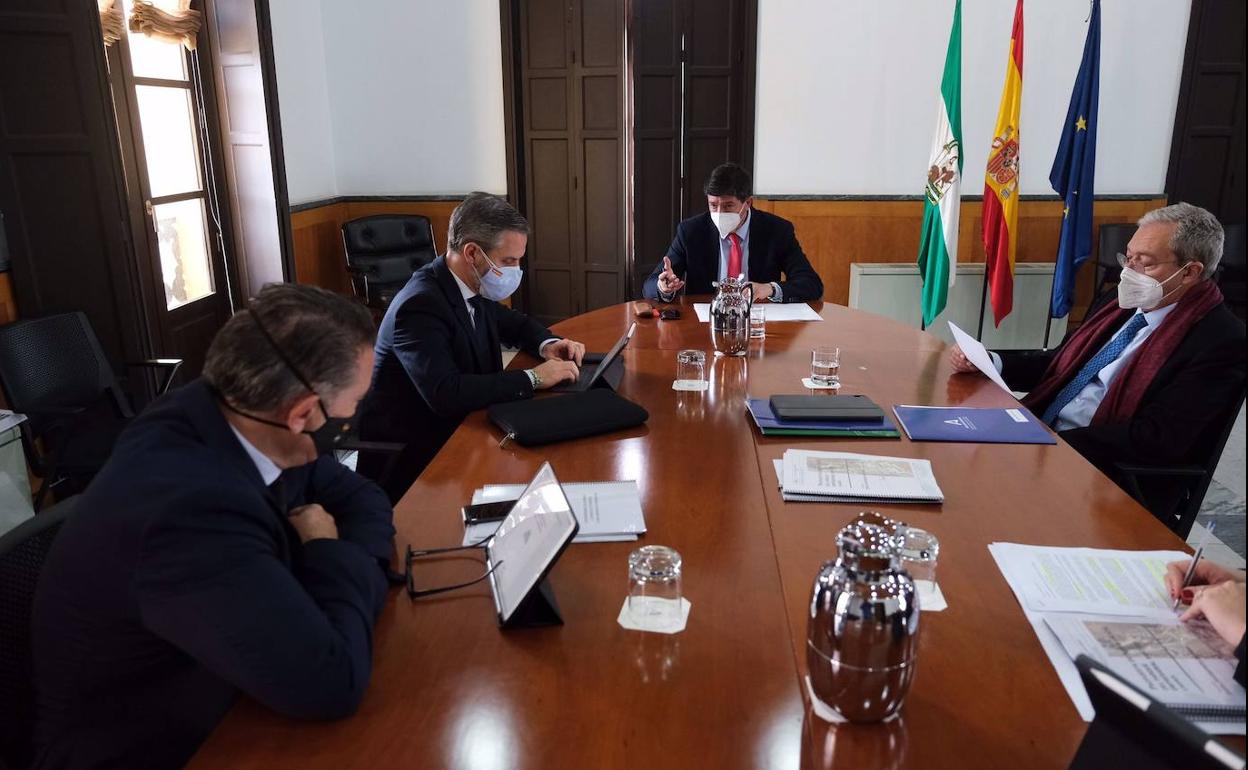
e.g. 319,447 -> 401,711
950,202 -> 1245,520
642,162 -> 824,303
358,193 -> 586,502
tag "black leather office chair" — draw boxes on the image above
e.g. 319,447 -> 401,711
1094,223 -> 1138,297
341,215 -> 437,310
1216,223 -> 1245,321
1115,393 -> 1245,539
0,496 -> 77,770
0,313 -> 182,510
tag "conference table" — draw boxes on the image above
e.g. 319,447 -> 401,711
190,297 -> 1229,769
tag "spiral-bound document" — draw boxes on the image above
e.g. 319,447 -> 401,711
776,449 -> 944,503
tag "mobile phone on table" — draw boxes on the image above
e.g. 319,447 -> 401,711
461,499 -> 516,525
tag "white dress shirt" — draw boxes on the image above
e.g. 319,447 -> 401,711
990,303 -> 1177,431
229,425 -> 282,486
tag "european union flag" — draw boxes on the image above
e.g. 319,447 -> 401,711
1049,0 -> 1100,318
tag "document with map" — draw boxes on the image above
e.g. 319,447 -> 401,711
778,449 -> 944,503
990,542 -> 1246,734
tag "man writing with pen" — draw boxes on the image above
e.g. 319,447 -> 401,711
1166,557 -> 1246,686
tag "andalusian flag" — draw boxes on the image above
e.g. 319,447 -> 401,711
983,0 -> 1024,326
917,0 -> 962,326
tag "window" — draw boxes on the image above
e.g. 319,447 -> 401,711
109,0 -> 219,311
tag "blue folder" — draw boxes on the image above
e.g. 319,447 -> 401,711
891,405 -> 1056,444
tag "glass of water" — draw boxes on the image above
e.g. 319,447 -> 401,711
811,346 -> 840,386
900,528 -> 940,601
676,349 -> 706,389
749,305 -> 766,339
628,545 -> 683,629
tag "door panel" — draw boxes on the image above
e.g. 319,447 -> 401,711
1166,0 -> 1246,224
0,2 -> 145,365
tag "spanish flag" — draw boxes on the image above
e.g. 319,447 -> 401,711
983,0 -> 1023,326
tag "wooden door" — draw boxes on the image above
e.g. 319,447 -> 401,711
630,0 -> 757,293
0,0 -> 148,365
1166,0 -> 1246,224
517,0 -> 625,326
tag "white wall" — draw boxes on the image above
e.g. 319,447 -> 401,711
268,0 -> 337,204
755,0 -> 1191,196
319,0 -> 508,197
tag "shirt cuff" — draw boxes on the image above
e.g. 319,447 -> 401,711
988,351 -> 1003,372
537,338 -> 560,357
770,282 -> 783,303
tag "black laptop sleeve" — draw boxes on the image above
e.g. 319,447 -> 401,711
488,388 -> 648,446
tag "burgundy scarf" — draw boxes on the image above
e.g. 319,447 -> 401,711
1022,279 -> 1224,425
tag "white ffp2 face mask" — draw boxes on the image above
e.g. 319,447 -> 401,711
474,250 -> 523,301
1117,265 -> 1189,310
711,209 -> 744,240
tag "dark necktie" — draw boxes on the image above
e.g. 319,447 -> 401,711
468,296 -> 491,359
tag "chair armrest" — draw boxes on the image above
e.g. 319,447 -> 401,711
345,264 -> 377,276
24,405 -> 88,418
1113,463 -> 1206,479
126,358 -> 184,395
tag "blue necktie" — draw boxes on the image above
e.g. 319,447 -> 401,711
1041,313 -> 1149,426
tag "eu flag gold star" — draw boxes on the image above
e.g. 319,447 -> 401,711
1063,206 -> 1069,218
1076,116 -> 1088,131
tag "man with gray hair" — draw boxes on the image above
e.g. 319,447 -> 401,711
358,192 -> 586,502
31,284 -> 396,768
950,202 -> 1246,523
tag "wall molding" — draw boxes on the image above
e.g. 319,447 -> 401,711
289,194 -> 469,213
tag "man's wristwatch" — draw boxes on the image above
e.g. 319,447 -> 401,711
526,368 -> 542,389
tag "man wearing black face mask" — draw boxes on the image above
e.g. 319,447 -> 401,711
30,284 -> 395,770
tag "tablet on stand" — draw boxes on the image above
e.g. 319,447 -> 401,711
484,461 -> 580,628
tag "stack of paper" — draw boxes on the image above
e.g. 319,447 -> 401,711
462,481 -> 646,546
989,543 -> 1246,734
747,399 -> 900,438
772,449 -> 944,503
0,409 -> 27,433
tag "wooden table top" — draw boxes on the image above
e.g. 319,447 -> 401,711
190,297 -> 1235,770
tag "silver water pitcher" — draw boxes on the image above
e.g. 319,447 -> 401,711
709,276 -> 751,356
807,519 -> 920,722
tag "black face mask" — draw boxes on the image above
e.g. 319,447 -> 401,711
219,311 -> 359,456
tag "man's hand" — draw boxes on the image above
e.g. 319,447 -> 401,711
1180,580 -> 1247,648
751,282 -> 775,302
657,256 -> 685,296
531,359 -> 579,389
288,504 -> 339,544
543,338 -> 585,365
948,345 -> 980,374
1165,558 -> 1246,597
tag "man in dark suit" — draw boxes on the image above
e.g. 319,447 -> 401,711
357,192 -> 586,503
951,203 -> 1246,520
31,284 -> 396,769
642,162 -> 824,303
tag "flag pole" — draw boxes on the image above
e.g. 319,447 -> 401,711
976,265 -> 988,341
1042,260 -> 1059,348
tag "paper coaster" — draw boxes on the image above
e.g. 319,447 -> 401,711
617,597 -> 691,634
801,377 -> 841,390
804,676 -> 902,725
916,580 -> 947,612
672,380 -> 709,391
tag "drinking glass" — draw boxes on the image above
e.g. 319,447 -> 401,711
749,305 -> 766,339
900,528 -> 940,601
628,545 -> 683,629
811,346 -> 840,386
675,349 -> 706,389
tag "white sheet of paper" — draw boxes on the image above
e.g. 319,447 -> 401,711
694,302 -> 823,322
989,542 -> 1188,619
947,321 -> 1013,395
464,481 -> 646,546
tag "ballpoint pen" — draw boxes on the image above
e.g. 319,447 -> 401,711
1172,521 -> 1214,611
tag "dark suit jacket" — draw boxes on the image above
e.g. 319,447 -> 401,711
642,209 -> 824,302
31,379 -> 394,770
357,256 -> 554,501
998,293 -> 1246,515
